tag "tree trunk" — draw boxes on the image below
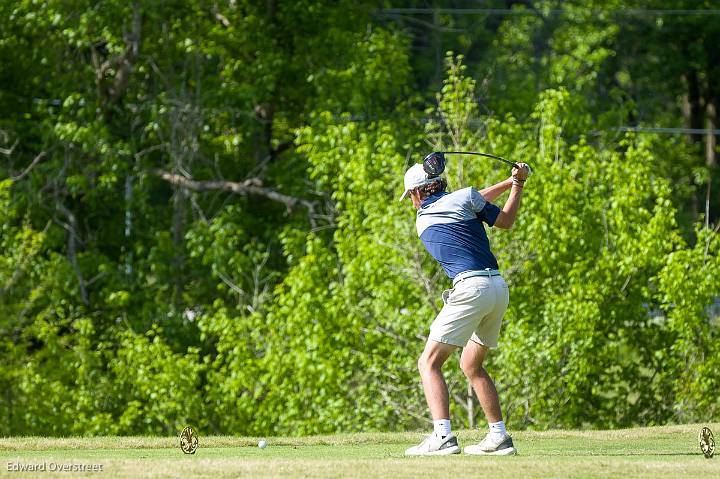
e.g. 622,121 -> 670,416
705,100 -> 717,227
706,101 -> 717,168
170,106 -> 187,311
681,70 -> 703,144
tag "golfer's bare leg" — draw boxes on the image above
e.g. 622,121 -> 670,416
459,340 -> 502,422
418,340 -> 458,420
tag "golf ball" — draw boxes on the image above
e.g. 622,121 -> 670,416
258,439 -> 267,449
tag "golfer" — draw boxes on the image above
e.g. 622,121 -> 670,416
400,158 -> 529,456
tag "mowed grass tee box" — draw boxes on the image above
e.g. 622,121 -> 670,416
1,424 -> 718,478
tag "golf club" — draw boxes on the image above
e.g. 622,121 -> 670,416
422,151 -> 531,177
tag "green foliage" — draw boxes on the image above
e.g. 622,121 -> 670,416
658,226 -> 720,421
1,1 -> 718,437
492,92 -> 686,428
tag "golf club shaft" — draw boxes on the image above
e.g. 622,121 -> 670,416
442,151 -> 521,169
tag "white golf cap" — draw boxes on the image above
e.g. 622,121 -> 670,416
399,163 -> 437,201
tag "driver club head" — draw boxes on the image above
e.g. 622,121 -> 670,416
423,152 -> 446,177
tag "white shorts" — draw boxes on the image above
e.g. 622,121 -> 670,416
428,274 -> 509,348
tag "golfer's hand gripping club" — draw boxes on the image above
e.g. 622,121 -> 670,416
512,163 -> 530,182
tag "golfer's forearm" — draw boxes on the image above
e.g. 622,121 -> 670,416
497,185 -> 523,228
479,178 -> 512,202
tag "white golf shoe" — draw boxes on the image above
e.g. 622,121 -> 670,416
405,432 -> 461,456
464,432 -> 517,456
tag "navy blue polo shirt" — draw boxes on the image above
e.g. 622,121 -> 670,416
416,187 -> 501,279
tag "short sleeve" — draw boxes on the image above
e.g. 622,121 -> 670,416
469,188 -> 487,213
478,202 -> 501,226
